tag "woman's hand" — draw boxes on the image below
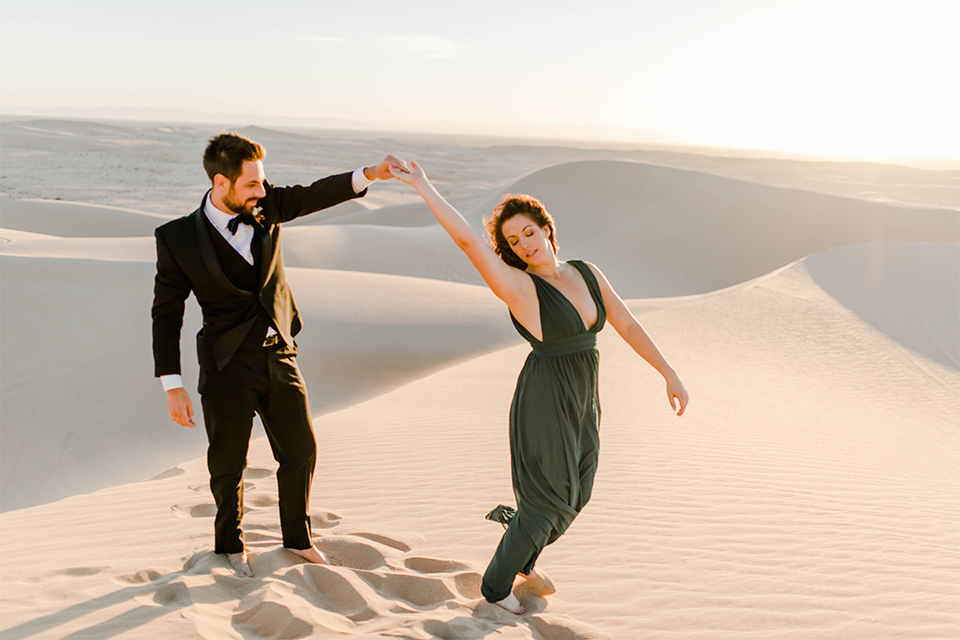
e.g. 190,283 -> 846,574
389,159 -> 428,189
666,373 -> 689,417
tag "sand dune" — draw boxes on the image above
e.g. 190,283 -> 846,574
0,252 -> 515,512
1,136 -> 957,639
0,227 -> 154,261
0,197 -> 172,237
478,161 -> 958,296
292,240 -> 960,638
0,202 -> 515,512
804,242 -> 959,371
6,160 -> 953,512
1,240 -> 954,639
279,161 -> 959,297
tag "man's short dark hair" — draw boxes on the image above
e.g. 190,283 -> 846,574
203,132 -> 265,183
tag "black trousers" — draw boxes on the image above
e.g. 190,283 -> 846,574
199,331 -> 316,554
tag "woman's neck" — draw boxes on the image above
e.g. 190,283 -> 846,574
525,256 -> 563,280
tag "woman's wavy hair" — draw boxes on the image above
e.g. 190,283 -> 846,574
484,194 -> 558,269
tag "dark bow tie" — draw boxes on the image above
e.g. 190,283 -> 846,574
226,213 -> 258,235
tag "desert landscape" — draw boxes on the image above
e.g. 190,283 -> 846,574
1,117 -> 958,639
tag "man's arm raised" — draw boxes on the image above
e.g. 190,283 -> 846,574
273,155 -> 410,224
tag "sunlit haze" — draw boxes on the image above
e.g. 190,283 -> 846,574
1,0 -> 957,160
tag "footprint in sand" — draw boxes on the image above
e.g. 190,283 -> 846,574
180,551 -> 221,573
243,530 -> 282,544
136,580 -> 192,608
404,557 -> 472,574
314,536 -> 390,571
170,541 -> 608,639
232,600 -> 314,639
146,466 -> 185,481
453,571 -> 483,599
529,614 -> 614,640
349,531 -> 410,551
403,557 -> 482,600
247,494 -> 279,508
309,511 -> 342,530
114,569 -> 163,585
422,618 -> 497,639
170,502 -> 217,518
283,563 -> 373,619
187,481 -> 254,493
172,492 -> 267,518
357,571 -> 455,608
243,467 -> 273,479
55,566 -> 109,577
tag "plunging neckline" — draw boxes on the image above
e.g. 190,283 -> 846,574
528,266 -> 599,333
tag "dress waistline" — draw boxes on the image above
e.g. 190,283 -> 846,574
531,333 -> 597,357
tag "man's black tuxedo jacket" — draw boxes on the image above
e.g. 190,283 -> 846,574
152,172 -> 365,377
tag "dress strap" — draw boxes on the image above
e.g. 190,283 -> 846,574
568,260 -> 607,332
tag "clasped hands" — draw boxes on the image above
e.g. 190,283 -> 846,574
363,155 -> 412,181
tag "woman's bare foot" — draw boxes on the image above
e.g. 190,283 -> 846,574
227,550 -> 254,578
514,568 -> 556,597
494,592 -> 525,615
287,544 -> 335,565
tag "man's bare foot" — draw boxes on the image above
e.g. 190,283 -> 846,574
287,544 -> 335,565
494,592 -> 525,615
514,568 -> 556,597
227,550 -> 254,578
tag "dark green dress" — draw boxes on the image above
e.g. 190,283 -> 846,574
481,260 -> 607,603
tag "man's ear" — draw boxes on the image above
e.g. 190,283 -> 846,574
212,173 -> 231,194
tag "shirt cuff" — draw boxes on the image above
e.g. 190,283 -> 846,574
160,374 -> 184,392
352,167 -> 375,193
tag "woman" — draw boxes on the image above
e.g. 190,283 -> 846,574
391,161 -> 689,614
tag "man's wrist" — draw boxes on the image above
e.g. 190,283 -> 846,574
352,166 -> 376,193
160,374 -> 184,392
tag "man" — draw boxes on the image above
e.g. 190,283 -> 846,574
152,131 -> 406,577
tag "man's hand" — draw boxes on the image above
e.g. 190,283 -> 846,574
167,388 -> 196,427
364,155 -> 410,181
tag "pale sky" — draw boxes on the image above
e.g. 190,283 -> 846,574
1,0 -> 957,159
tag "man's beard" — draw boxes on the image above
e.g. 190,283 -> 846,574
223,190 -> 257,216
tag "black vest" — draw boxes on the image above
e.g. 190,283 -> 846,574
206,218 -> 272,344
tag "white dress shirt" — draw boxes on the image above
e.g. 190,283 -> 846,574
161,168 -> 374,392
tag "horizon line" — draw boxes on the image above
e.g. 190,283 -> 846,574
2,107 -> 958,171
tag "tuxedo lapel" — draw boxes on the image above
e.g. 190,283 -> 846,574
194,207 -> 255,298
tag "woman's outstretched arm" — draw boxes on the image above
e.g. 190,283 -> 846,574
391,161 -> 530,307
587,262 -> 689,416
